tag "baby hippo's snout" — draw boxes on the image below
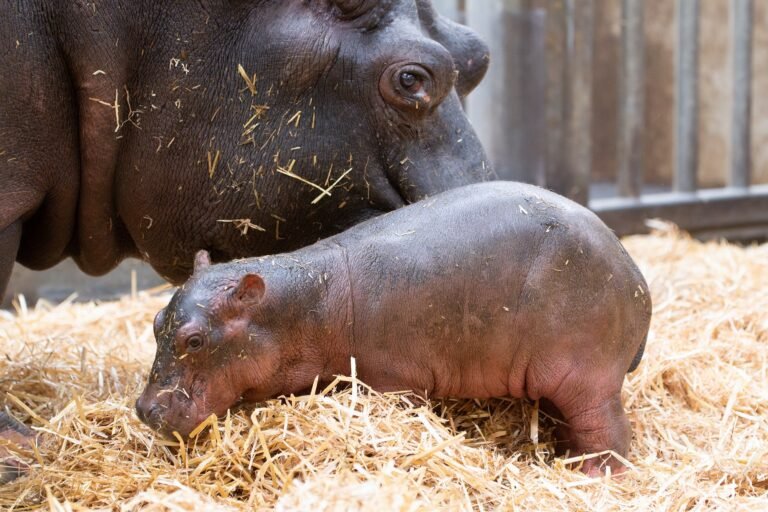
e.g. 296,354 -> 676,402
135,385 -> 201,439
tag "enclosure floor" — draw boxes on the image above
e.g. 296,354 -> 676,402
0,227 -> 766,511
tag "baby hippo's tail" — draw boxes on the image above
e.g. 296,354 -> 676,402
627,333 -> 647,373
621,242 -> 652,375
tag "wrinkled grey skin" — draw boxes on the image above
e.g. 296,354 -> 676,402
138,182 -> 652,475
0,0 -> 493,296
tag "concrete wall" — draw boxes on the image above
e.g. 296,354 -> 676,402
2,260 -> 165,309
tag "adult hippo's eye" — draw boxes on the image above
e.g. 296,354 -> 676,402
399,72 -> 420,92
395,66 -> 430,100
185,335 -> 205,353
332,0 -> 376,20
380,63 -> 436,113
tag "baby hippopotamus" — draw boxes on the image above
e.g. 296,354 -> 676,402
136,181 -> 651,474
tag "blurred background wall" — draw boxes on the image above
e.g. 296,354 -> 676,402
452,0 -> 768,188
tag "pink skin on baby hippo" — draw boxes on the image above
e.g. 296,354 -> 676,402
136,182 -> 652,475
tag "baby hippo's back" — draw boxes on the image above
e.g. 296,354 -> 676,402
333,182 -> 651,401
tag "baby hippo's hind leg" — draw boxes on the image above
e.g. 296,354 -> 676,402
545,384 -> 632,476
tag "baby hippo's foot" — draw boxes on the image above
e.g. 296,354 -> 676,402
543,392 -> 632,476
0,412 -> 36,484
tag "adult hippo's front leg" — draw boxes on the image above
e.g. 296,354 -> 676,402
0,222 -> 21,303
0,221 -> 39,483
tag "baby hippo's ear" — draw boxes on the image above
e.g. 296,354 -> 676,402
233,274 -> 266,304
193,250 -> 211,274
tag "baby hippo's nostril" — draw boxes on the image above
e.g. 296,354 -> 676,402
136,397 -> 163,428
147,404 -> 163,424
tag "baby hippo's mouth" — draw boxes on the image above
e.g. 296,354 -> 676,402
134,386 -> 260,439
228,394 -> 268,417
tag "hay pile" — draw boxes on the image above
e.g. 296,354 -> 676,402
1,228 -> 766,510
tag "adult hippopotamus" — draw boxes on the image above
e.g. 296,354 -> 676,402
137,182 -> 652,475
0,0 -> 493,299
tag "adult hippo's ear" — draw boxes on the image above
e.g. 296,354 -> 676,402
193,250 -> 211,275
233,274 -> 266,304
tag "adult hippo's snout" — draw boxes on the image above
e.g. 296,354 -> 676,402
385,91 -> 492,203
371,1 -> 495,203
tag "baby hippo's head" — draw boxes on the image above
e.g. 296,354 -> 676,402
135,251 -> 281,438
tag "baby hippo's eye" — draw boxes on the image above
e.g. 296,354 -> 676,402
186,335 -> 205,353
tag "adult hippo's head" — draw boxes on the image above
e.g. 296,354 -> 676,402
231,0 -> 493,202
111,0 -> 494,281
245,0 -> 493,203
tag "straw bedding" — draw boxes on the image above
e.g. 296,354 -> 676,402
0,227 -> 766,511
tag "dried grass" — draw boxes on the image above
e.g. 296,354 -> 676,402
0,227 -> 766,510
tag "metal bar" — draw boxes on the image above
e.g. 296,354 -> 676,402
591,184 -> 768,240
730,0 -> 753,188
521,9 -> 548,187
618,0 -> 645,198
565,0 -> 594,205
674,0 -> 700,192
544,0 -> 567,198
465,0 -> 548,183
545,0 -> 593,205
